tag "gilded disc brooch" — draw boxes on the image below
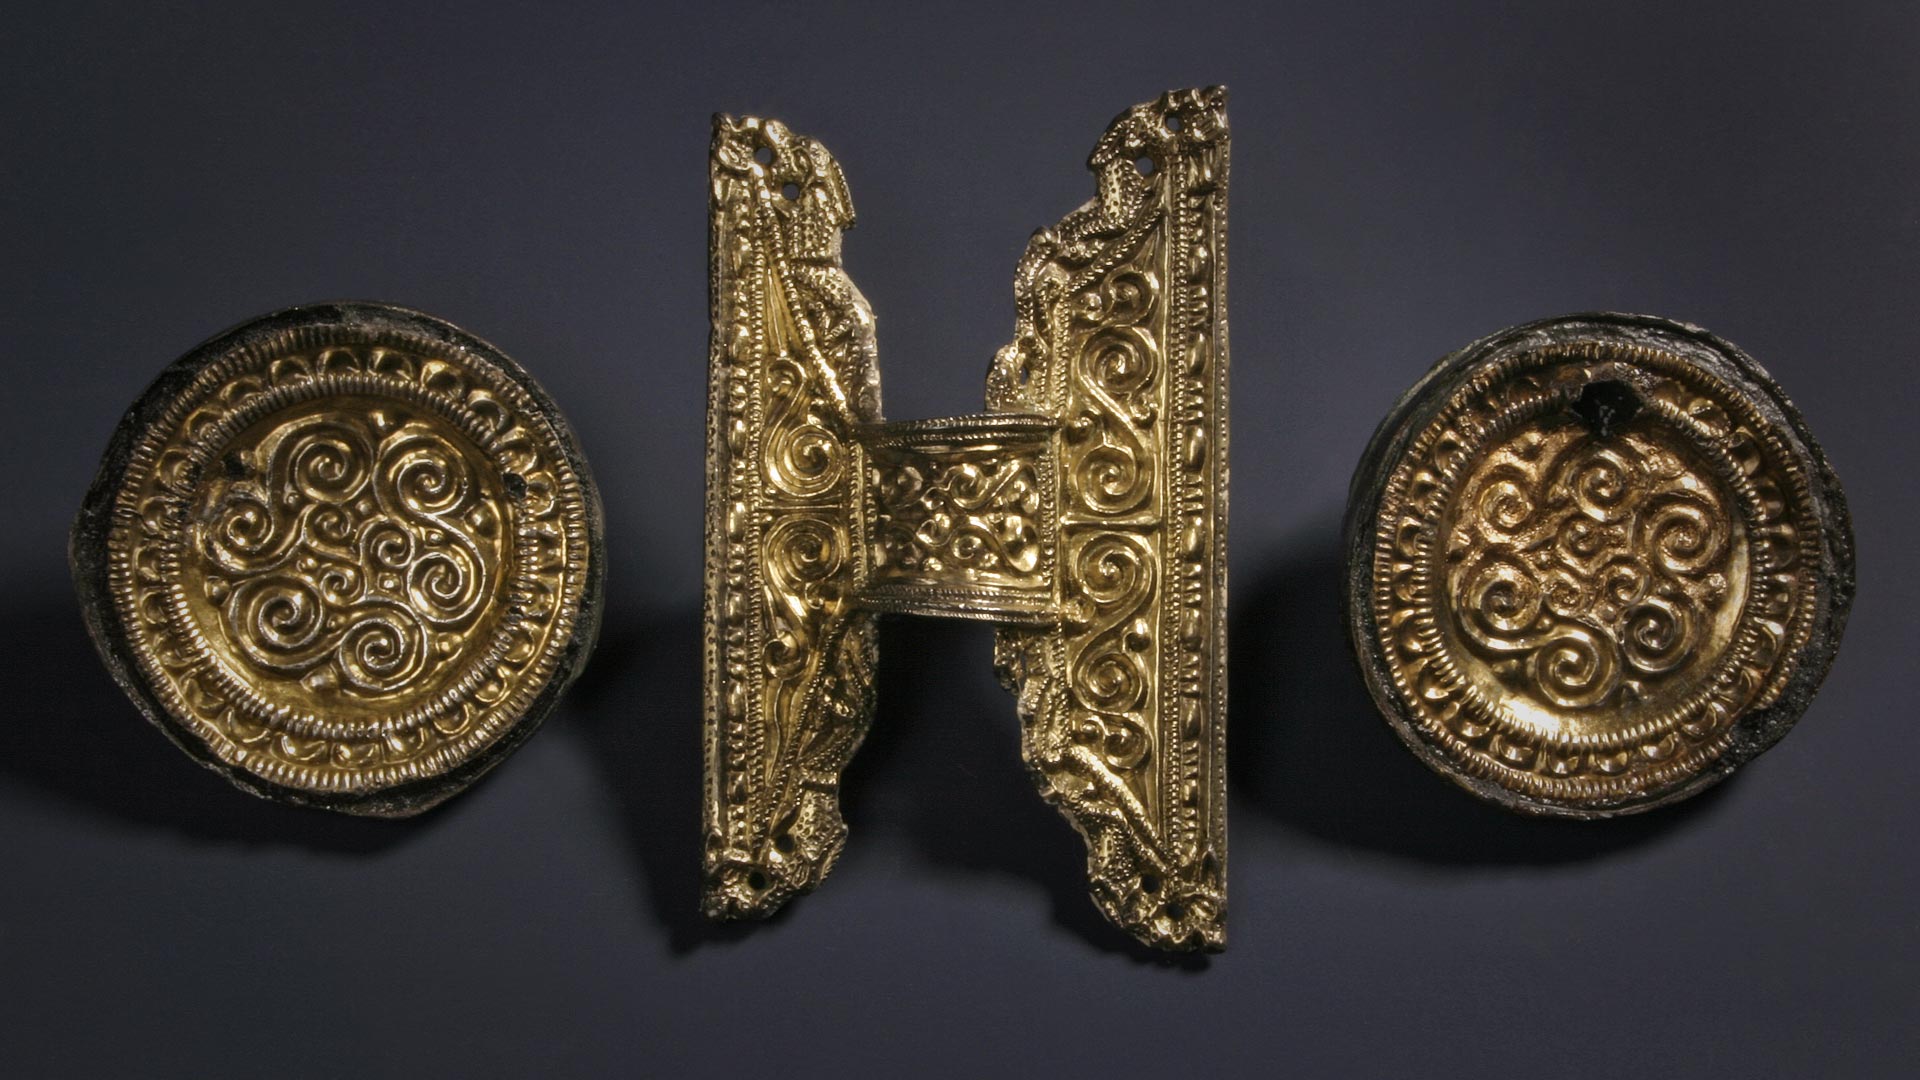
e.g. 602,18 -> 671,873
1345,314 -> 1852,816
72,303 -> 603,815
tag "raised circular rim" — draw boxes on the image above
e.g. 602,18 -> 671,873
1343,312 -> 1855,818
70,302 -> 605,817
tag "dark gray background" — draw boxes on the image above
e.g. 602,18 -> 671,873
3,2 -> 1914,1076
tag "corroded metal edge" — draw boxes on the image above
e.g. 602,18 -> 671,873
1342,313 -> 1854,817
69,302 -> 606,817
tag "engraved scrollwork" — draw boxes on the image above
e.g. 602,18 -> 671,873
94,311 -> 596,808
1455,553 -> 1545,652
988,87 -> 1231,950
706,90 -> 1231,951
1066,532 -> 1155,770
1621,594 -> 1691,675
704,111 -> 880,921
1444,431 -> 1732,714
761,514 -> 844,680
1643,492 -> 1730,576
763,355 -> 848,498
1368,336 -> 1830,811
1066,284 -> 1159,518
198,412 -> 496,697
1529,626 -> 1619,710
1072,268 -> 1157,329
872,457 -> 1043,580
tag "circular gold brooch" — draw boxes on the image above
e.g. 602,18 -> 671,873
1345,314 -> 1852,816
71,303 -> 603,815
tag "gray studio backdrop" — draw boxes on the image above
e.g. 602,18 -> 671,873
2,2 -> 1914,1077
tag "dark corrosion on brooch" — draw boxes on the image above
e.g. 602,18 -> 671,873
72,302 -> 604,816
1345,314 -> 1853,817
702,88 -> 1231,949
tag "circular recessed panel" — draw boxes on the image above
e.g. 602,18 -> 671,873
72,303 -> 603,815
1345,314 -> 1852,816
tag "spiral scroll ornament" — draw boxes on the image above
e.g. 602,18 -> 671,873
704,111 -> 882,920
1361,329 -> 1842,814
986,87 -> 1231,949
703,89 -> 1231,952
193,410 -> 500,699
1445,434 -> 1738,717
871,457 -> 1045,584
85,307 -> 597,811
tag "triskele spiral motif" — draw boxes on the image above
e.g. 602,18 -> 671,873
196,411 -> 498,696
1446,431 -> 1735,713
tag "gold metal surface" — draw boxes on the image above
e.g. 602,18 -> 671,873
1348,316 -> 1853,816
703,88 -> 1230,949
73,304 -> 602,815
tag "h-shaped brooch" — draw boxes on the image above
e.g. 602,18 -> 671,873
701,87 -> 1231,951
